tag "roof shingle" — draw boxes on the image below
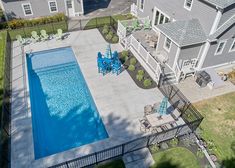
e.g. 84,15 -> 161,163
204,0 -> 235,9
156,19 -> 207,47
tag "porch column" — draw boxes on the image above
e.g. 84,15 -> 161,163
197,41 -> 210,70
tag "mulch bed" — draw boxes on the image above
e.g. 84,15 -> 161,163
98,26 -> 119,44
118,51 -> 157,90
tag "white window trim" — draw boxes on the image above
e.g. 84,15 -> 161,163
139,0 -> 145,12
164,37 -> 172,53
184,0 -> 193,11
229,39 -> 235,53
152,7 -> 170,29
22,3 -> 33,16
48,0 -> 58,13
215,40 -> 227,55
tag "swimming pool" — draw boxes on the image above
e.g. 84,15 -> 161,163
26,47 -> 108,159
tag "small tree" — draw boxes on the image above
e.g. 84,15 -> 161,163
169,137 -> 179,147
106,34 -> 112,40
138,70 -> 144,75
103,24 -> 109,30
136,74 -> 144,81
112,36 -> 119,43
102,28 -> 109,34
121,50 -> 128,58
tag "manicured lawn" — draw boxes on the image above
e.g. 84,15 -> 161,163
151,147 -> 200,168
194,92 -> 235,161
84,14 -> 134,29
96,159 -> 125,168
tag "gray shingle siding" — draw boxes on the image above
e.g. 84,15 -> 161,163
137,0 -> 217,35
202,25 -> 235,68
157,33 -> 178,68
2,0 -> 82,19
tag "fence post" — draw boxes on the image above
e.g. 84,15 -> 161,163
122,144 -> 125,155
51,22 -> 55,34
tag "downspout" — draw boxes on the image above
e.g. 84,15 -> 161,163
80,0 -> 84,15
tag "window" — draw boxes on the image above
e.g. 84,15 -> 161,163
215,41 -> 226,55
139,0 -> 145,11
184,0 -> 193,10
229,39 -> 235,52
22,3 -> 33,16
164,37 -> 172,52
49,1 -> 58,13
154,8 -> 170,26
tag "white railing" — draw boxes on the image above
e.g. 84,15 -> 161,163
174,63 -> 181,82
130,3 -> 138,17
117,20 -> 127,39
129,35 -> 162,84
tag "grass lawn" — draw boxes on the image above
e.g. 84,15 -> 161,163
194,92 -> 235,161
96,159 -> 125,168
151,147 -> 200,168
0,31 -> 6,109
84,14 -> 134,29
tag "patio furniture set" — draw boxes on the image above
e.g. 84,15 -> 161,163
145,33 -> 158,48
139,97 -> 181,134
124,19 -> 151,33
97,44 -> 122,75
16,29 -> 64,45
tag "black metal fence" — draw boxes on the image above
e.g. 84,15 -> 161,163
0,31 -> 11,168
50,123 -> 192,168
158,80 -> 204,132
68,16 -> 117,32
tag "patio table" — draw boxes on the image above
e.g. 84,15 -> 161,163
146,113 -> 175,127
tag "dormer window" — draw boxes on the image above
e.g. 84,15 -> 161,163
184,0 -> 193,11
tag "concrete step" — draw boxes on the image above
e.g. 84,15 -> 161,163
123,148 -> 155,168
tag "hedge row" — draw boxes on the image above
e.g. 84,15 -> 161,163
0,13 -> 67,30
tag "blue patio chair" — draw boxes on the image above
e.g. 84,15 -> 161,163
112,59 -> 122,75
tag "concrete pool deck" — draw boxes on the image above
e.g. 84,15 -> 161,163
11,29 -> 164,167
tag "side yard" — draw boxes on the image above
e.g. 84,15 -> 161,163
194,92 -> 235,167
0,30 -> 7,168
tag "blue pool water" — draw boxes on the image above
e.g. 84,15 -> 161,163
26,47 -> 108,159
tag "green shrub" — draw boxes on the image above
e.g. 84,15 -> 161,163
136,74 -> 144,81
121,50 -> 129,57
7,13 -> 66,29
106,34 -> 113,40
103,25 -> 109,30
169,137 -> 179,147
130,57 -> 137,65
151,144 -> 160,153
138,70 -> 144,75
108,31 -> 113,37
102,28 -> 109,34
128,64 -> 135,71
196,148 -> 204,159
143,79 -> 152,87
112,36 -> 119,43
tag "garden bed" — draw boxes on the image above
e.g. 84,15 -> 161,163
149,136 -> 211,168
98,25 -> 119,44
119,50 -> 157,89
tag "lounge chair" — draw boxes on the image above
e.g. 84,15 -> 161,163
16,35 -> 26,45
143,19 -> 151,30
40,30 -> 49,41
132,20 -> 142,31
144,105 -> 153,116
139,118 -> 152,132
56,29 -> 63,40
171,109 -> 181,120
153,102 -> 160,113
31,31 -> 40,42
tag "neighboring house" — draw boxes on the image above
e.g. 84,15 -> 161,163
0,0 -> 84,20
119,0 -> 235,84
